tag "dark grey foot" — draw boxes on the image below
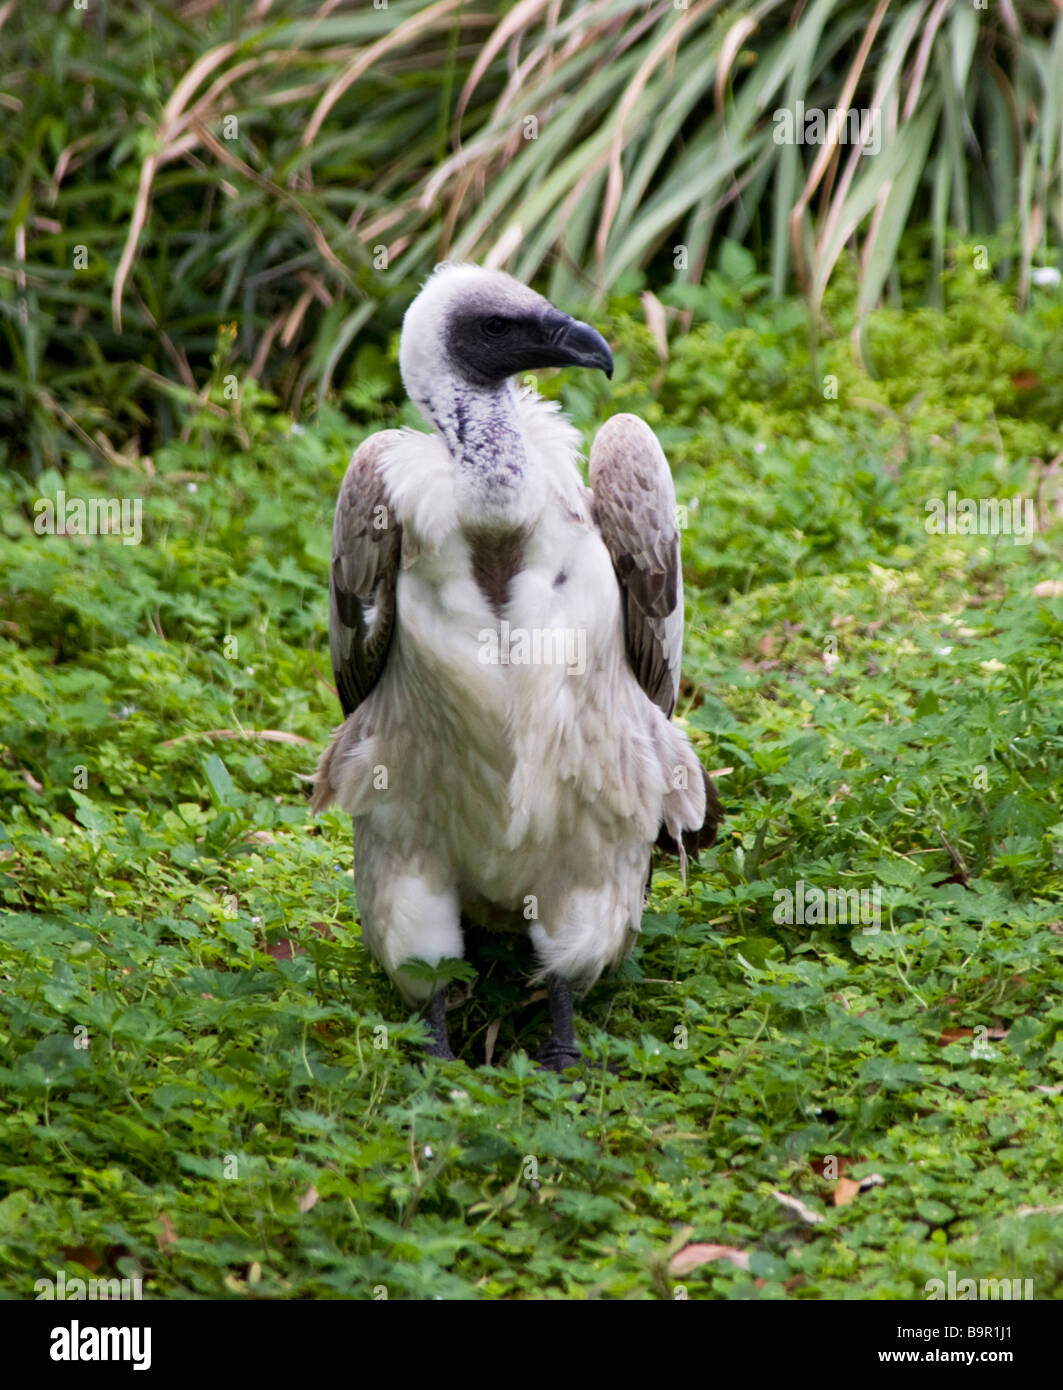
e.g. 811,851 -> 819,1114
537,1039 -> 583,1071
424,987 -> 455,1061
537,975 -> 583,1071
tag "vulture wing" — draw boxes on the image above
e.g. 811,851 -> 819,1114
589,412 -> 723,853
589,413 -> 683,717
328,431 -> 403,717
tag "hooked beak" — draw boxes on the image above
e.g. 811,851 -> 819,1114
544,313 -> 614,378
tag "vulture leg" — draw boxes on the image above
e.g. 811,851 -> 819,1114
537,976 -> 583,1071
424,988 -> 455,1061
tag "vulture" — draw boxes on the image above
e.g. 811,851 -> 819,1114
312,263 -> 723,1067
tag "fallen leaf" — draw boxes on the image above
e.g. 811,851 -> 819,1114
939,1025 -> 1008,1046
156,1213 -> 178,1254
61,1246 -> 102,1272
262,937 -> 305,960
938,1027 -> 975,1045
810,1156 -> 851,1179
772,1190 -> 825,1224
1010,370 -> 1041,390
671,1243 -> 751,1275
834,1177 -> 863,1207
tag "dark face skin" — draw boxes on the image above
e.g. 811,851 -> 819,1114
445,304 -> 614,386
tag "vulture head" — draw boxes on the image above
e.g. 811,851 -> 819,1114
399,263 -> 613,421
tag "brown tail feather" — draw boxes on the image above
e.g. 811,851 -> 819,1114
656,764 -> 724,862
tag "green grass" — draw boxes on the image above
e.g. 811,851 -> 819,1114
2,259 -> 1063,1299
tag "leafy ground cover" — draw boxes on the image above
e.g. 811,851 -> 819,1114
2,255 -> 1063,1299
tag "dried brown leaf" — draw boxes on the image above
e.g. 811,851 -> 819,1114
156,1213 -> 178,1254
670,1243 -> 751,1276
772,1190 -> 826,1224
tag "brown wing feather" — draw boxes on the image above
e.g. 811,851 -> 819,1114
329,431 -> 403,717
589,413 -> 682,716
590,413 -> 724,858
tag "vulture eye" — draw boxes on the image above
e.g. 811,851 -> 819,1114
481,316 -> 510,338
